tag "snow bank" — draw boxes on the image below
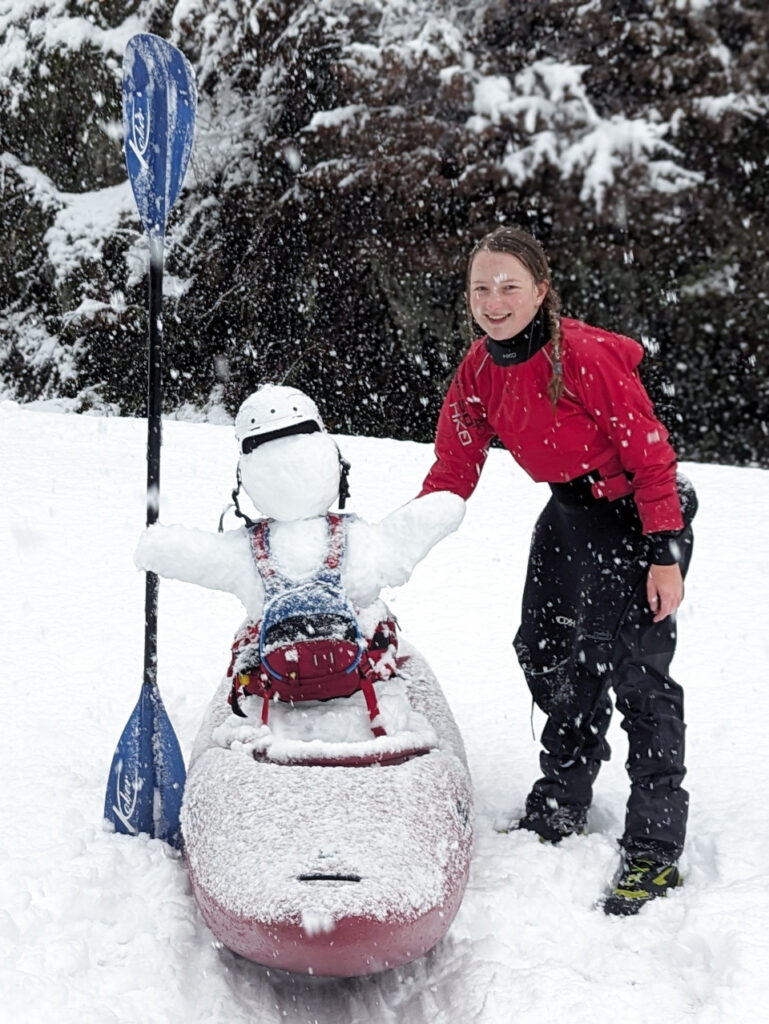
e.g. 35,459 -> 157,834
2,402 -> 768,1022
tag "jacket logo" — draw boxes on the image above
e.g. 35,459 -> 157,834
450,401 -> 473,446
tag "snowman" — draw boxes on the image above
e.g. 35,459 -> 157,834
135,383 -> 465,762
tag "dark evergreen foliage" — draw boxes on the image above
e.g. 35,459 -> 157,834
1,0 -> 767,464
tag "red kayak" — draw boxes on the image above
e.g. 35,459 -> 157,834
182,640 -> 473,976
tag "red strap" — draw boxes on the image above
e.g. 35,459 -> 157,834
251,520 -> 274,578
326,513 -> 344,570
360,679 -> 386,737
226,648 -> 237,679
591,472 -> 634,502
244,662 -> 386,737
253,515 -> 344,572
359,658 -> 386,737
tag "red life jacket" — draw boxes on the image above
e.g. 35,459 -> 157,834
226,514 -> 397,736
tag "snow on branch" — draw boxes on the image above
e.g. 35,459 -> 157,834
470,59 -> 703,211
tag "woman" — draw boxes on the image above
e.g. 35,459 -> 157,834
420,225 -> 697,916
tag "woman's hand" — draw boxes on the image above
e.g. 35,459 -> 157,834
646,563 -> 684,622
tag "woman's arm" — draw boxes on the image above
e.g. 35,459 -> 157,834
570,331 -> 688,621
420,343 -> 496,499
570,332 -> 683,534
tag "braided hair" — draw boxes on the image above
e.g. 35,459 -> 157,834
465,225 -> 564,406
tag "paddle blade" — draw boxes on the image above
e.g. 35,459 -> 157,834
104,683 -> 186,849
123,33 -> 197,239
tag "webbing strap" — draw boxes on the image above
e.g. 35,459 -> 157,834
251,519 -> 273,578
359,659 -> 386,737
250,514 -> 346,577
325,513 -> 345,570
237,665 -> 387,738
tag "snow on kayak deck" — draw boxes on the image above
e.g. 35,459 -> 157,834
213,675 -> 438,763
182,641 -> 472,928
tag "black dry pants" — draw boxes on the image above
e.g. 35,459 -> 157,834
513,480 -> 695,860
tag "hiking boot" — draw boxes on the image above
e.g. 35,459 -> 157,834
603,857 -> 682,916
515,806 -> 587,844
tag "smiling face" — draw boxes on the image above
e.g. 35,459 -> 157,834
468,249 -> 549,342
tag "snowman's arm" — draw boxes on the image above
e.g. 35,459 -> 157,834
134,524 -> 263,612
344,491 -> 465,601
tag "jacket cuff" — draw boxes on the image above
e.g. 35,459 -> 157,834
647,531 -> 685,565
636,491 -> 685,535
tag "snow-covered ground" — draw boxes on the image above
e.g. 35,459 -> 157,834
2,400 -> 767,1024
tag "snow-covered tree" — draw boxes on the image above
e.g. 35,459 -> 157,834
1,0 -> 767,462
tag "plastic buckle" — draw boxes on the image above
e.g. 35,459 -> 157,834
590,473 -> 632,502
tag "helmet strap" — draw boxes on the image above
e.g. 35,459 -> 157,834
221,454 -> 351,523
219,465 -> 257,532
338,449 -> 351,509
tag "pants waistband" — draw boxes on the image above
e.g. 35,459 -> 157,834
549,470 -> 634,509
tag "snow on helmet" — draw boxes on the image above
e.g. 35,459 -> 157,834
235,384 -> 324,455
222,384 -> 352,526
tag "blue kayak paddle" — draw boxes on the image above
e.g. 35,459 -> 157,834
104,34 -> 197,849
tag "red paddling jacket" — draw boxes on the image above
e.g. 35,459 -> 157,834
421,318 -> 683,535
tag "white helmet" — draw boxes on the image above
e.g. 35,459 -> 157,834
235,384 -> 324,455
227,384 -> 351,523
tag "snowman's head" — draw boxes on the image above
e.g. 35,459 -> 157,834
234,385 -> 346,522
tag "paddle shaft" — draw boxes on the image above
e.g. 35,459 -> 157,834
144,236 -> 164,690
